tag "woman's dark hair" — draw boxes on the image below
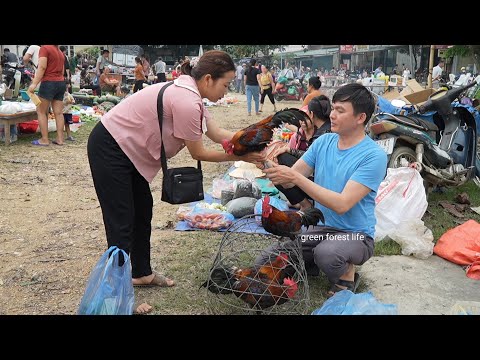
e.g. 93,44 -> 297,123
308,76 -> 322,90
332,83 -> 375,124
308,95 -> 331,122
59,45 -> 67,52
181,50 -> 235,81
135,56 -> 141,63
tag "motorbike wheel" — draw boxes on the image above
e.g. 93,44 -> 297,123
388,146 -> 416,168
274,93 -> 283,102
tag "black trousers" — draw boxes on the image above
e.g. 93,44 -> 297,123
87,122 -> 153,278
260,87 -> 275,105
156,73 -> 166,83
133,80 -> 144,93
275,152 -> 309,205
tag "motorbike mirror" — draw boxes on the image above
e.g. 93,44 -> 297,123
391,99 -> 406,108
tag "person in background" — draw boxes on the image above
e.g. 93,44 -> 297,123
235,62 -> 244,93
28,45 -> 67,146
302,76 -> 325,107
62,90 -> 76,141
154,57 -> 166,83
171,65 -> 181,80
432,60 -> 445,89
69,52 -> 82,74
141,54 -> 151,84
23,45 -> 41,69
263,95 -> 332,211
3,48 -> 18,64
244,58 -> 261,116
260,83 -> 387,296
95,49 -> 118,76
133,57 -> 146,93
374,65 -> 383,77
402,66 -> 411,86
259,65 -> 277,113
99,66 -> 122,96
59,46 -> 72,94
87,50 -> 266,314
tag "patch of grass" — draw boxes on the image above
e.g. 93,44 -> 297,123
423,181 -> 480,240
14,119 -> 98,145
374,239 -> 402,256
146,230 -> 330,314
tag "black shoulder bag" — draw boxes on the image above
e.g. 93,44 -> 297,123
158,82 -> 204,204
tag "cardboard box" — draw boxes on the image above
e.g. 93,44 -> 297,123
382,89 -> 402,101
403,88 -> 437,107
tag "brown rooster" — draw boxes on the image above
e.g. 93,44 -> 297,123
201,253 -> 298,311
221,108 -> 309,156
261,195 -> 325,240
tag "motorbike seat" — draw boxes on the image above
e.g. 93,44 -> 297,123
377,113 -> 438,132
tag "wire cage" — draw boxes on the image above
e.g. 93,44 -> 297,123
203,214 -> 310,315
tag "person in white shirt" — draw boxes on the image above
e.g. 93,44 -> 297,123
431,60 -> 445,88
23,45 -> 40,69
402,66 -> 411,86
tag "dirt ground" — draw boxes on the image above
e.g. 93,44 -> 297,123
1,91 -> 478,315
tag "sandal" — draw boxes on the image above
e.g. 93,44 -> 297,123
327,273 -> 360,298
133,272 -> 175,288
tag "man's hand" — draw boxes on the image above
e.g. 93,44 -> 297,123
263,162 -> 298,188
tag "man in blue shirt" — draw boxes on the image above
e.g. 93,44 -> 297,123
263,83 -> 387,297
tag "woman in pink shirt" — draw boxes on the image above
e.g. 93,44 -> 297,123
87,50 -> 265,313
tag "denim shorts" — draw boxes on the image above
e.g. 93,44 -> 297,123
64,113 -> 73,125
38,81 -> 66,101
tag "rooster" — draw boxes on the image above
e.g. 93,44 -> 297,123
221,108 -> 309,156
261,195 -> 325,240
201,253 -> 298,311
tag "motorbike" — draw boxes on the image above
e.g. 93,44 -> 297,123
2,62 -> 34,91
274,78 -> 306,101
369,81 -> 479,193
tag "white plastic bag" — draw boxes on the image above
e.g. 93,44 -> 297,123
388,219 -> 434,259
374,167 -> 428,241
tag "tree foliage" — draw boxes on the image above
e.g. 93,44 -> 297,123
215,45 -> 284,59
445,45 -> 480,69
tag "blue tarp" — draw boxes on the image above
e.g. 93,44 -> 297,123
376,95 -> 480,131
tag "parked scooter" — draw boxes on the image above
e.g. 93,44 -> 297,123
2,62 -> 34,91
274,78 -> 306,101
369,81 -> 479,193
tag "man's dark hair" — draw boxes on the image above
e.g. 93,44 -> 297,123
4,48 -> 10,52
102,49 -> 109,54
332,83 -> 375,125
59,45 -> 67,52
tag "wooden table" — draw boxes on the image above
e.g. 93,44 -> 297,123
0,110 -> 37,145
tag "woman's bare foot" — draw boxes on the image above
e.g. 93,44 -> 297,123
134,302 -> 153,315
132,272 -> 175,287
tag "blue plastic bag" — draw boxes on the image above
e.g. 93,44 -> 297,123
78,246 -> 135,315
311,290 -> 398,315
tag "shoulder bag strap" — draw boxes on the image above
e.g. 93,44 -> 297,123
157,81 -> 201,172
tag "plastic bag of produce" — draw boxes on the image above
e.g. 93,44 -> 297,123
184,208 -> 234,230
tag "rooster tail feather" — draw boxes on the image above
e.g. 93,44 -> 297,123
200,266 -> 237,294
299,207 -> 325,227
269,108 -> 310,129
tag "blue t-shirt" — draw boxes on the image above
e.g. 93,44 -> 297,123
302,133 -> 387,238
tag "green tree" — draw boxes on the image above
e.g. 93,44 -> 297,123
216,45 -> 284,59
84,46 -> 100,59
445,45 -> 480,70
